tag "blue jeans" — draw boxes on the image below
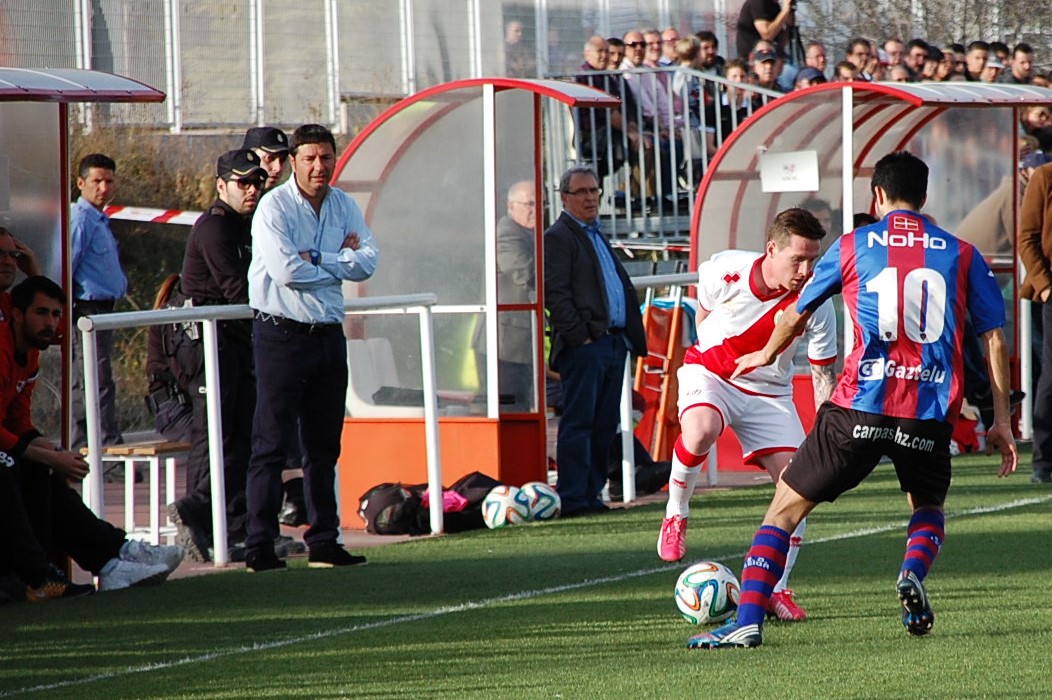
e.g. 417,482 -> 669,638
555,334 -> 627,511
245,319 -> 347,553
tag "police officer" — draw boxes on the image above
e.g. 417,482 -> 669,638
242,126 -> 290,192
243,125 -> 310,527
166,150 -> 272,562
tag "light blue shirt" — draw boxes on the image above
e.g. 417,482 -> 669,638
70,197 -> 128,301
567,213 -> 626,328
248,178 -> 379,324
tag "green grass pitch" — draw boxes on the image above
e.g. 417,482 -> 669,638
2,449 -> 1050,699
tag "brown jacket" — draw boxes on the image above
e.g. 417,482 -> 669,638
1019,163 -> 1052,301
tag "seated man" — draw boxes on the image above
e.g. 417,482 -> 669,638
4,276 -> 183,590
0,463 -> 95,602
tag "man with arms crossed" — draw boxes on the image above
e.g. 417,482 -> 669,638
244,124 -> 378,572
689,151 -> 1017,649
657,208 -> 838,622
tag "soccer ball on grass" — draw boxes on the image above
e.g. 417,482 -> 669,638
674,561 -> 740,624
519,481 -> 561,521
481,485 -> 531,529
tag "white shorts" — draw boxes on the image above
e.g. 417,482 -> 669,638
676,364 -> 804,466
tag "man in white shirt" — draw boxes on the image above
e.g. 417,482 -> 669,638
244,124 -> 379,572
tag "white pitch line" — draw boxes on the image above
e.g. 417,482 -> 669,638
5,493 -> 1049,697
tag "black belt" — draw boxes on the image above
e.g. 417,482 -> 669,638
606,327 -> 624,335
253,310 -> 342,336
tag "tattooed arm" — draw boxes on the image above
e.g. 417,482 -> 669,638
810,363 -> 837,407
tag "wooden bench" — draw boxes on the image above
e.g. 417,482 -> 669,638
81,440 -> 190,544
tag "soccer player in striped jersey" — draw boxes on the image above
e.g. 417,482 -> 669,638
658,208 -> 839,621
689,151 -> 1018,650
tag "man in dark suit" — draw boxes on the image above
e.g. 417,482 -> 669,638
544,166 -> 647,516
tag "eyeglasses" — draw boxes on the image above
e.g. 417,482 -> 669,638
230,178 -> 264,190
625,41 -> 645,48
646,41 -> 661,47
0,250 -> 23,260
564,187 -> 602,196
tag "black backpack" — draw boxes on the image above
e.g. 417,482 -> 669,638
358,482 -> 428,535
357,471 -> 504,535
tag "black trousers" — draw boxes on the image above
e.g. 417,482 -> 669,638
245,318 -> 347,554
70,298 -> 122,448
1032,302 -> 1052,476
11,457 -> 125,575
174,322 -> 254,542
0,461 -> 49,586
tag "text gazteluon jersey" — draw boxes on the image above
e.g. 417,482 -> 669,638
685,250 -> 837,396
797,210 -> 1005,423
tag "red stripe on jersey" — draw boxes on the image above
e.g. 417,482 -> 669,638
809,355 -> 837,366
946,241 -> 972,424
833,236 -> 864,407
693,294 -> 799,378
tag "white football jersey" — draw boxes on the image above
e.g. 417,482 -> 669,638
684,249 -> 837,396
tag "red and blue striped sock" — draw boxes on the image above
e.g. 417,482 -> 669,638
736,525 -> 790,627
902,507 -> 944,582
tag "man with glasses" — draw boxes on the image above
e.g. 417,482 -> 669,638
659,27 -> 680,67
804,40 -> 827,75
845,37 -> 873,81
167,150 -> 275,563
544,166 -> 646,517
495,181 -> 538,410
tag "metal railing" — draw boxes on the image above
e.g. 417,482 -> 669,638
544,66 -> 781,242
78,293 -> 442,566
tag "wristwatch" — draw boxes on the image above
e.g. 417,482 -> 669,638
309,249 -> 320,265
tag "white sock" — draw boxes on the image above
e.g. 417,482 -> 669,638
774,518 -> 806,592
664,452 -> 704,519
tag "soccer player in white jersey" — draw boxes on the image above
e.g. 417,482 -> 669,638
657,208 -> 838,621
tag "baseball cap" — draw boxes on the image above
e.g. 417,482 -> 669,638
1020,151 -> 1051,170
795,67 -> 827,84
216,149 -> 267,182
985,58 -> 1006,70
753,50 -> 778,63
241,126 -> 289,155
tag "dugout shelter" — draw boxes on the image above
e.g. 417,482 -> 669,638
331,77 -> 619,526
687,81 -> 1052,467
0,67 -> 165,441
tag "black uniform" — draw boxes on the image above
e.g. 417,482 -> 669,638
171,199 -> 255,546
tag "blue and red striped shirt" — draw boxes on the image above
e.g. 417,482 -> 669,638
797,210 -> 1004,423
